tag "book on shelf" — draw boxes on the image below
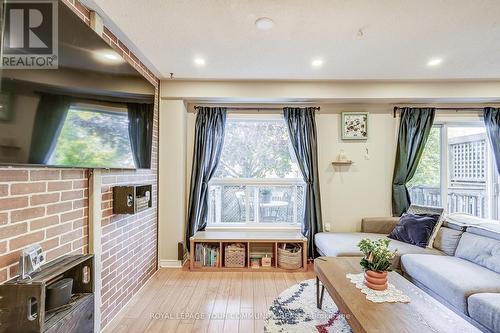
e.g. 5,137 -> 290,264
195,243 -> 219,267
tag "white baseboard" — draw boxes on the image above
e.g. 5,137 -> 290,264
159,259 -> 183,268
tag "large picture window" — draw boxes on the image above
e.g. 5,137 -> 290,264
409,122 -> 499,219
207,116 -> 305,227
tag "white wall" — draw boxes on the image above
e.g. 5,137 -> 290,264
316,105 -> 398,232
158,100 -> 188,264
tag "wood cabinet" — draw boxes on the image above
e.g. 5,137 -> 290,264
190,231 -> 308,272
0,254 -> 94,333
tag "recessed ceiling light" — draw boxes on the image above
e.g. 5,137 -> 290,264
427,57 -> 443,67
311,59 -> 323,67
93,50 -> 124,64
255,17 -> 274,30
194,57 -> 206,66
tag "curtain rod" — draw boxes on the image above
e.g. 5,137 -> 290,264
194,106 -> 320,112
392,106 -> 489,118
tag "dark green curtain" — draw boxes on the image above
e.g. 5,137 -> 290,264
28,94 -> 72,164
127,103 -> 154,169
186,107 -> 227,251
484,107 -> 500,174
283,107 -> 323,258
392,107 -> 435,216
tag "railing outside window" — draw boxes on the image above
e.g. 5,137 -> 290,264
409,185 -> 487,218
207,178 -> 305,226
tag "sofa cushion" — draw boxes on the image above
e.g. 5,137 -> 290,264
446,213 -> 499,227
442,221 -> 467,231
388,213 -> 440,248
467,226 -> 500,241
401,254 -> 500,314
455,232 -> 500,274
468,293 -> 500,333
315,232 -> 382,256
315,232 -> 443,269
433,226 -> 463,256
361,217 -> 400,234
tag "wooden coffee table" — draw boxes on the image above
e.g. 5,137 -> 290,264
314,257 -> 481,333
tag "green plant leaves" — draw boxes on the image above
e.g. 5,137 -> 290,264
357,238 -> 397,272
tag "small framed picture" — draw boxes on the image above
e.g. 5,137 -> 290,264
342,112 -> 368,140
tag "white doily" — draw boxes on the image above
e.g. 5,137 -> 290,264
346,273 -> 411,303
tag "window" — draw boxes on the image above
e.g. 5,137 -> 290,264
447,126 -> 491,217
408,127 -> 442,207
49,107 -> 135,168
409,122 -> 499,219
207,116 -> 305,227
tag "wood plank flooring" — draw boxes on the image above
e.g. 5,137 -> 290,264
103,267 -> 315,333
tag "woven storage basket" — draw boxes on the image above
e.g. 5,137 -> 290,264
278,244 -> 302,269
224,243 -> 246,268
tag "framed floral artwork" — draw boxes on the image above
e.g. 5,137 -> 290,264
342,112 -> 368,140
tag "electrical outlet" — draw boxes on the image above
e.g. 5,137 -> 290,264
324,223 -> 331,232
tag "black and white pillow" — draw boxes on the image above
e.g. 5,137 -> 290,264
388,213 -> 440,248
406,204 -> 444,248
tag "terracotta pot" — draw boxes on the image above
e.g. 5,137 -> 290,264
364,270 -> 388,291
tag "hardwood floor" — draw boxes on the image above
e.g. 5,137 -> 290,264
103,267 -> 315,333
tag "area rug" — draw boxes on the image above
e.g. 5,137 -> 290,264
264,279 -> 352,333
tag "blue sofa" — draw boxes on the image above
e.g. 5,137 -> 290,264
315,220 -> 500,333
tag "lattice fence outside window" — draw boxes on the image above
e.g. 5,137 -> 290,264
449,134 -> 487,183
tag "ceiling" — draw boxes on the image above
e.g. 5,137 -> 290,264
88,0 -> 500,80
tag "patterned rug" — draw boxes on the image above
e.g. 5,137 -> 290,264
265,279 -> 352,333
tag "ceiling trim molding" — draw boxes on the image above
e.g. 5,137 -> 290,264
160,80 -> 500,103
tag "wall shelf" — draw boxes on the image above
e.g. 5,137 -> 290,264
113,184 -> 152,214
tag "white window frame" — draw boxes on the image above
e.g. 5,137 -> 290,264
206,114 -> 305,230
207,178 -> 304,230
431,120 -> 499,219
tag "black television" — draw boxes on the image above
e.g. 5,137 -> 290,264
0,1 -> 155,169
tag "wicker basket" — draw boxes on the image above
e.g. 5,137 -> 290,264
278,244 -> 302,269
224,243 -> 246,268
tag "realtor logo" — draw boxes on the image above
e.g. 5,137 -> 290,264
2,0 -> 58,69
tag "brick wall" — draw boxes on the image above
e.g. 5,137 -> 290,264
63,0 -> 160,329
0,168 -> 89,282
99,161 -> 158,327
0,0 -> 160,330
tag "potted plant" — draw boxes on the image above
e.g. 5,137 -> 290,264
357,238 -> 397,291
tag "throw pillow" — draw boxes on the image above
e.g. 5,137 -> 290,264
432,227 -> 464,256
388,213 -> 440,248
406,204 -> 444,249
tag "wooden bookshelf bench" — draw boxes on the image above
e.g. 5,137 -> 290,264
190,230 -> 308,272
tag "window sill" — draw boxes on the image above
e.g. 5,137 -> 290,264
206,224 -> 301,231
